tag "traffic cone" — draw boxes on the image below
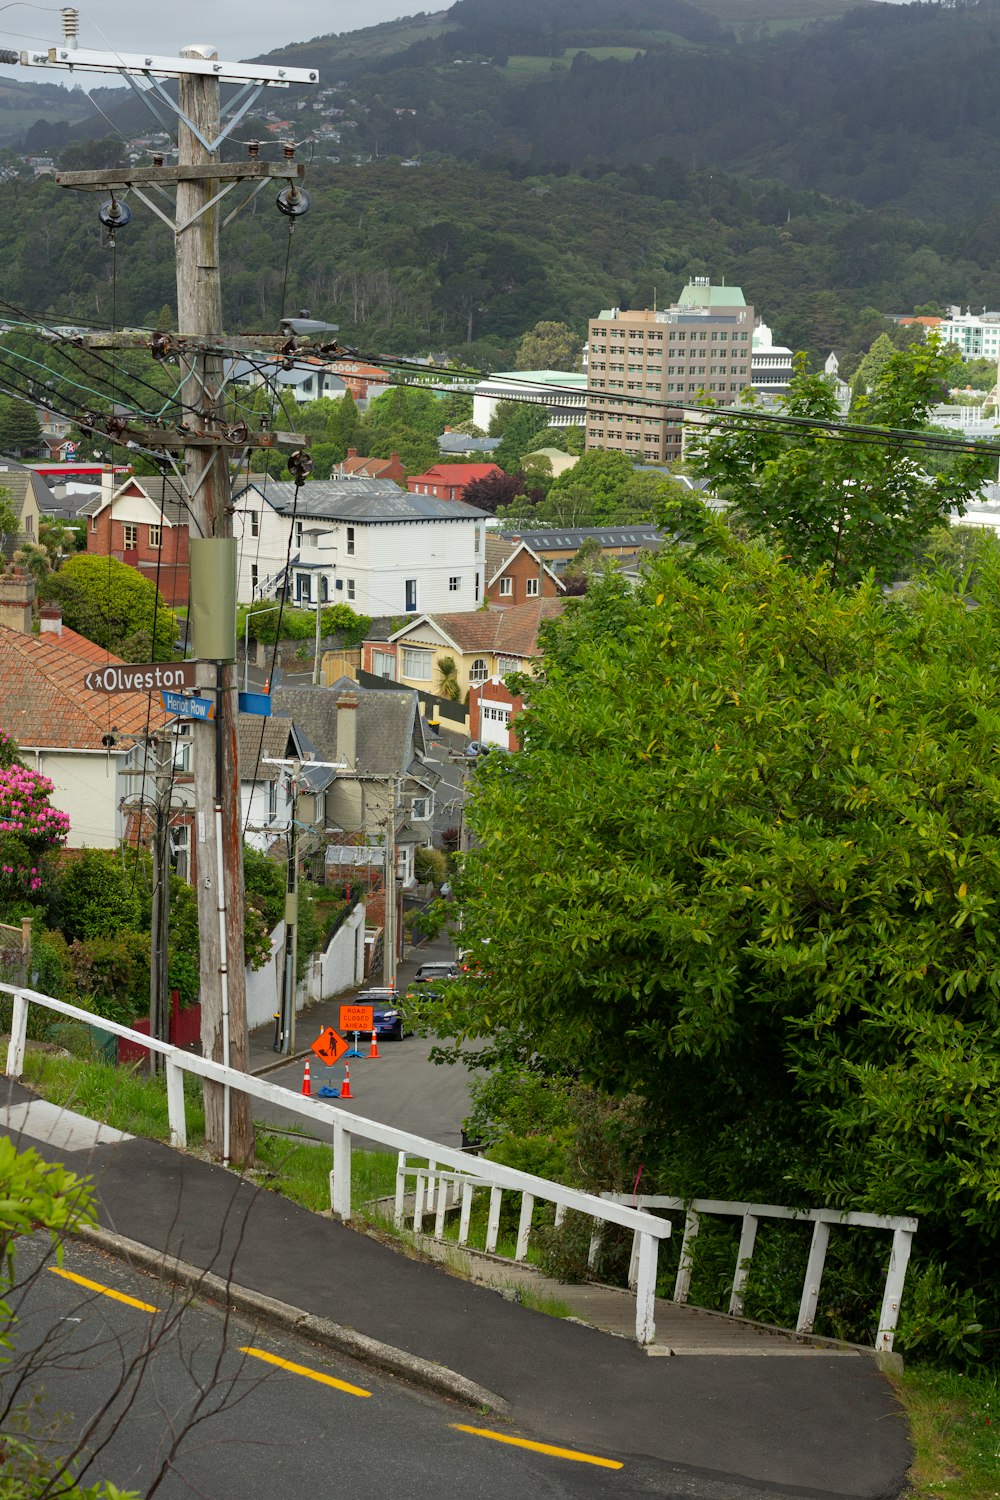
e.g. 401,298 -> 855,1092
368,1025 -> 380,1060
340,1063 -> 353,1100
301,1059 -> 311,1096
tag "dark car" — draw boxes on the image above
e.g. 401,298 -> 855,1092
412,960 -> 461,985
353,988 -> 409,1042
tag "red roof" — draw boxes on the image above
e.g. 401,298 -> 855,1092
408,464 -> 502,491
0,626 -> 169,750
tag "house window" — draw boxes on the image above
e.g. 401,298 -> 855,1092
526,577 -> 539,597
295,521 -> 304,546
449,576 -> 461,592
122,523 -> 137,549
402,648 -> 432,680
296,574 -> 311,603
411,795 -> 431,821
169,821 -> 190,882
372,650 -> 396,680
469,658 -> 488,685
250,563 -> 259,594
90,515 -> 98,532
171,725 -> 191,774
405,579 -> 417,612
346,526 -> 355,556
498,655 -> 520,674
321,575 -> 330,603
347,579 -> 356,601
499,577 -> 513,597
249,510 -> 259,538
474,528 -> 481,553
268,780 -> 279,821
148,524 -> 161,549
475,571 -> 480,602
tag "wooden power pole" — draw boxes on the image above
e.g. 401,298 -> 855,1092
24,25 -> 320,1164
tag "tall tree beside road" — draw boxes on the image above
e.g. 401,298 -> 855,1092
444,537 -> 1000,1341
0,398 -> 42,458
691,340 -> 992,588
46,554 -> 178,661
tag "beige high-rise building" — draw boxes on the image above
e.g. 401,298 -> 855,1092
586,278 -> 754,464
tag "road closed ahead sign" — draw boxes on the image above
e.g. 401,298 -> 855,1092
340,1004 -> 374,1034
311,1027 -> 348,1067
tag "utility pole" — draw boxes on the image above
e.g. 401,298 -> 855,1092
148,732 -> 173,1073
278,766 -> 299,1055
381,775 -> 398,991
24,21 -> 320,1164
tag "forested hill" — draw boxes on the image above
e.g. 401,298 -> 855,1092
257,0 -> 1000,218
2,154 -> 999,372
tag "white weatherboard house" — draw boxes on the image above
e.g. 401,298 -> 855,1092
232,478 -> 489,615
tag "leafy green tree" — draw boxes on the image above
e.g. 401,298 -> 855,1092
849,332 -> 896,405
325,389 -> 361,451
692,341 -> 994,588
513,320 -> 582,372
489,399 -> 549,472
435,534 -> 1000,1336
47,554 -> 177,661
0,398 -> 42,458
0,484 -> 17,545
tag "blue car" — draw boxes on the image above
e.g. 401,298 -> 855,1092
353,989 -> 409,1041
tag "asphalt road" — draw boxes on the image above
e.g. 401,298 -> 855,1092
7,1236 -> 678,1499
252,1030 -> 478,1151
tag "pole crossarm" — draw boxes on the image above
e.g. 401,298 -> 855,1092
19,46 -> 318,86
56,162 -> 306,190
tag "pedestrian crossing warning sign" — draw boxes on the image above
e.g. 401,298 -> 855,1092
311,1027 -> 349,1067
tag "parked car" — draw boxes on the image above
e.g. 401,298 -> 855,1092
352,988 -> 410,1042
412,960 -> 461,985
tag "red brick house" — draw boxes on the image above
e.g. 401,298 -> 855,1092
407,463 -> 502,502
469,674 -> 524,751
333,448 -> 406,484
80,474 -> 190,607
328,360 -> 392,400
484,534 -> 564,608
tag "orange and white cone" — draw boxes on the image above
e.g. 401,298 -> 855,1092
301,1059 -> 311,1096
368,1024 -> 380,1060
340,1063 -> 353,1100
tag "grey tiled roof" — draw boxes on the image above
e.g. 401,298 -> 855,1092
271,679 -> 425,777
236,715 -> 298,782
262,480 -> 488,522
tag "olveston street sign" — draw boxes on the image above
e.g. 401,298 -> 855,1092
83,662 -> 199,693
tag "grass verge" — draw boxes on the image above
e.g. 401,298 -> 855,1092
892,1365 -> 1000,1499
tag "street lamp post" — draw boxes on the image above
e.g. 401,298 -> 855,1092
244,603 -> 282,693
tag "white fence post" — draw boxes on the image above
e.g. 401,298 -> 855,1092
634,1229 -> 659,1346
485,1186 -> 502,1253
876,1226 -> 914,1353
673,1209 -> 700,1304
6,989 -> 28,1078
165,1057 -> 187,1149
459,1181 -> 473,1246
331,1120 -> 352,1221
587,1222 -> 603,1272
434,1173 -> 448,1239
729,1211 -> 759,1316
515,1193 -> 534,1262
797,1219 -> 830,1335
413,1171 -> 426,1234
394,1151 -> 407,1228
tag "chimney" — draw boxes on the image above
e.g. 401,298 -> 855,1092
336,689 -> 359,771
0,571 -> 35,634
39,602 -> 63,636
347,447 -> 357,459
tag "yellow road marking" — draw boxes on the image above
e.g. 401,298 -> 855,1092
451,1424 -> 624,1469
49,1266 -> 158,1313
239,1346 -> 372,1398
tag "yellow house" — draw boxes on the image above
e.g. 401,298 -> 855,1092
363,598 -> 565,702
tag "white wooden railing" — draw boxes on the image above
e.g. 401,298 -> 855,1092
0,983 -> 671,1344
601,1193 -> 917,1353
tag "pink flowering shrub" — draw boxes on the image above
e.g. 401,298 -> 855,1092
0,750 -> 70,899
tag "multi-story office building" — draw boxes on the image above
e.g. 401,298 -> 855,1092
586,279 -> 754,463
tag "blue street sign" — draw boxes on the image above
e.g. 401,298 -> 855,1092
238,691 -> 272,717
161,690 -> 215,720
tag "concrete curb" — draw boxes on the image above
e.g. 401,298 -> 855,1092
75,1222 -> 508,1416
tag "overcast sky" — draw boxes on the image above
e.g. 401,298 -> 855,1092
2,1 -> 422,75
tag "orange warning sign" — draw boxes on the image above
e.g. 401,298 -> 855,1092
340,1004 -> 374,1034
311,1027 -> 349,1067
